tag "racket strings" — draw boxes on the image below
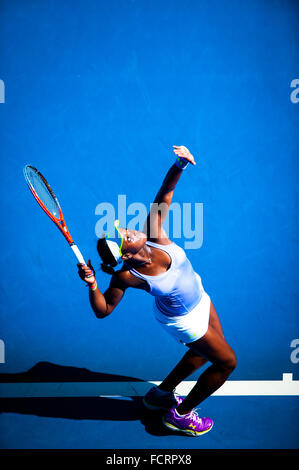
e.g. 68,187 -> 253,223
25,167 -> 60,219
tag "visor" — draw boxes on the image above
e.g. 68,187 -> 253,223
104,219 -> 124,265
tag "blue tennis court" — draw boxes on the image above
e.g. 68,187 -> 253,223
0,0 -> 298,452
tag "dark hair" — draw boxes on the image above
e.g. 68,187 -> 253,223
97,237 -> 117,274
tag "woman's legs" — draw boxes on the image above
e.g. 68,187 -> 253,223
157,300 -> 237,415
176,326 -> 237,415
158,348 -> 208,392
158,301 -> 227,393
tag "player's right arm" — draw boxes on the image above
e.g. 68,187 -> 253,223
78,262 -> 129,319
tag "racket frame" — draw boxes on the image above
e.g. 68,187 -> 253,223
24,165 -> 86,265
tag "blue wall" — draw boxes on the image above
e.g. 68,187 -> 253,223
0,0 -> 298,383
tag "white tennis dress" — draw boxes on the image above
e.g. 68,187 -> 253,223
128,240 -> 211,344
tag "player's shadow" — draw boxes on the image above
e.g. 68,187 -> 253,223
0,361 -> 181,437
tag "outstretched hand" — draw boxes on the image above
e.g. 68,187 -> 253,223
173,145 -> 196,165
77,259 -> 96,285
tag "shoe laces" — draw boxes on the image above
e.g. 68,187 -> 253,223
189,410 -> 202,424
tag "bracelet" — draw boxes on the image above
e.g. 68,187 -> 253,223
175,156 -> 189,170
89,280 -> 98,291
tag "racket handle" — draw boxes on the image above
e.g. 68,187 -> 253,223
70,244 -> 86,265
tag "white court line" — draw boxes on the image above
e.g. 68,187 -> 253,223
0,374 -> 298,398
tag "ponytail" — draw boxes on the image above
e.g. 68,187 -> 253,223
101,263 -> 116,275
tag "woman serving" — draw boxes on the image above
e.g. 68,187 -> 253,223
78,145 -> 237,436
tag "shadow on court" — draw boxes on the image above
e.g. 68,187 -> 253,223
0,361 -> 145,383
0,362 -> 184,437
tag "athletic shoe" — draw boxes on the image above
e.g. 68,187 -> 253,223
162,407 -> 213,436
143,386 -> 183,411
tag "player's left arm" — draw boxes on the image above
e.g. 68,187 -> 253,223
144,146 -> 196,243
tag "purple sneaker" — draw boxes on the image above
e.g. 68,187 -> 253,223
143,386 -> 183,411
162,408 -> 213,436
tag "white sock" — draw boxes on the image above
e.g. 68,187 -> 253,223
175,409 -> 188,417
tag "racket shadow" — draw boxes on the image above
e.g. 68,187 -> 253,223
0,362 -> 187,436
0,362 -> 144,421
0,396 -> 142,421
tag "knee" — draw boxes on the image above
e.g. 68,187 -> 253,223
219,350 -> 237,373
228,351 -> 237,371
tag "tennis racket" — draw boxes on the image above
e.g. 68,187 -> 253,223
23,164 -> 87,266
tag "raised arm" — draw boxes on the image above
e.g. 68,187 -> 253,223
144,145 -> 196,244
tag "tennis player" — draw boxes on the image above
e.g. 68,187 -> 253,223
78,145 -> 237,436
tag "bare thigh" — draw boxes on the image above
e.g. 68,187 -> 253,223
186,323 -> 236,368
184,300 -> 227,363
208,301 -> 225,339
